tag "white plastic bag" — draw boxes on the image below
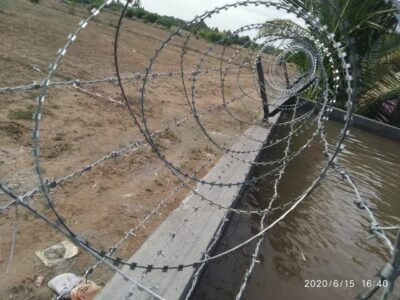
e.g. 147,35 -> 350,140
48,273 -> 81,298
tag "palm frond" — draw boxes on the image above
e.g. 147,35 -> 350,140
359,72 -> 400,109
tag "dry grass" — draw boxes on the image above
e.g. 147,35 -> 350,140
0,1 -> 261,299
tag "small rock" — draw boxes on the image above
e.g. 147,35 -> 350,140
34,275 -> 44,288
8,182 -> 20,190
33,66 -> 42,73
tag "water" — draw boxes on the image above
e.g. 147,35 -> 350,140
192,118 -> 400,300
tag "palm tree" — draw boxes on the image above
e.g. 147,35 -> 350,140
357,32 -> 400,125
265,0 -> 400,126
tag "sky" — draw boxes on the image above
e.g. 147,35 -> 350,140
139,0 -> 302,37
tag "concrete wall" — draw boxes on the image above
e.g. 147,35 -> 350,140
301,101 -> 400,141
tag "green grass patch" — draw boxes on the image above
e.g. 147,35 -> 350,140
0,122 -> 24,140
9,107 -> 35,120
45,143 -> 71,159
9,104 -> 54,120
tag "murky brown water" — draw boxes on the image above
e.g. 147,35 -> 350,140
192,117 -> 400,300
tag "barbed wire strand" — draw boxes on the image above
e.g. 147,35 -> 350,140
0,67 -> 246,94
319,131 -> 400,299
5,205 -> 18,273
235,95 -> 301,299
15,194 -> 166,300
55,142 -> 224,300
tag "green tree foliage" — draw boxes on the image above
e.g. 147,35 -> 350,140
70,0 -> 119,10
143,12 -> 158,23
70,1 -> 254,47
89,0 -> 102,10
125,7 -> 253,47
266,0 -> 400,125
126,7 -> 146,19
107,1 -> 124,11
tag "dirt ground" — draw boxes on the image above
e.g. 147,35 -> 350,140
0,1 -> 272,299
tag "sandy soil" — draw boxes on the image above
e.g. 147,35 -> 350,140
0,1 -> 269,299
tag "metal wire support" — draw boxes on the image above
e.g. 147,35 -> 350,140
255,56 -> 269,121
356,229 -> 400,300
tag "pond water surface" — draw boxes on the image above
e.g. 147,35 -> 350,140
192,118 -> 400,300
